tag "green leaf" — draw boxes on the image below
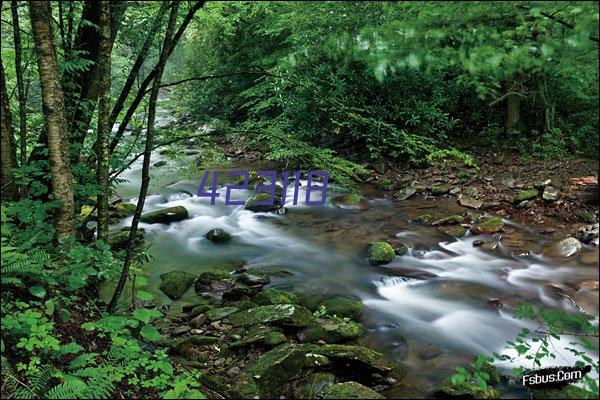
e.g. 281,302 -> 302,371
29,285 -> 46,298
140,324 -> 162,342
44,299 -> 55,315
132,308 -> 163,324
137,290 -> 154,301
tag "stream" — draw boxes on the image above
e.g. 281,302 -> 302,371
106,106 -> 599,398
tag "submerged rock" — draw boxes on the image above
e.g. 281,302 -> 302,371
393,187 -> 417,201
322,382 -> 385,399
159,270 -> 196,300
332,193 -> 366,210
245,193 -> 284,212
140,205 -> 188,224
205,228 -> 232,243
471,217 -> 504,234
513,188 -> 538,203
227,304 -> 312,327
543,237 -> 583,258
368,242 -> 396,266
458,194 -> 483,209
319,297 -> 364,321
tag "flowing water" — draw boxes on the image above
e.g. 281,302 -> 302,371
108,109 -> 599,398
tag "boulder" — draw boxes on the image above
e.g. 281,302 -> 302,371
107,229 -> 144,251
159,270 -> 196,300
513,189 -> 538,203
235,273 -> 270,286
471,217 -> 504,234
195,268 -> 234,293
297,318 -> 363,343
393,187 -> 417,201
111,202 -> 136,218
319,297 -> 364,321
458,194 -> 483,209
245,193 -> 283,212
368,242 -> 396,266
228,326 -> 287,349
394,244 -> 408,255
542,186 -> 560,201
431,214 -> 464,226
205,306 -> 239,321
543,237 -> 583,258
227,304 -> 312,327
253,289 -> 299,306
205,228 -> 232,243
141,206 -> 188,224
322,382 -> 384,399
300,372 -> 336,399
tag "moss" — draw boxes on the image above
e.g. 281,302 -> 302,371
513,188 -> 539,203
253,289 -> 299,306
531,385 -> 595,399
205,228 -> 232,243
576,209 -> 596,223
319,297 -> 364,321
158,270 -> 196,300
322,382 -> 385,399
431,185 -> 451,195
107,230 -> 144,251
298,318 -> 363,343
472,217 -> 505,234
197,268 -> 231,285
189,335 -> 219,345
245,193 -> 283,212
368,242 -> 396,266
415,213 -> 432,224
226,299 -> 257,310
189,304 -> 214,319
227,304 -> 312,327
394,243 -> 409,255
205,306 -> 239,321
229,327 -> 287,349
375,178 -> 394,191
432,214 -> 464,226
140,206 -> 188,224
434,382 -> 501,399
111,202 -> 136,218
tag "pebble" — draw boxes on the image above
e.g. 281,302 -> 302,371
227,366 -> 240,378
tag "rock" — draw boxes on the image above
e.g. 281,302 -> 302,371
253,289 -> 299,306
111,202 -> 136,218
141,206 -> 189,224
249,267 -> 294,278
190,313 -> 207,328
171,325 -> 191,336
205,228 -> 232,243
473,239 -> 485,247
189,335 -> 219,345
107,230 -> 144,251
471,217 -> 504,234
542,186 -> 560,201
415,213 -> 432,224
226,366 -> 241,379
235,273 -> 270,286
431,214 -> 464,226
368,242 -> 396,266
319,297 -> 364,321
235,344 -> 386,398
576,210 -> 597,223
440,225 -> 467,238
449,187 -> 461,195
431,185 -> 450,196
226,299 -> 257,311
297,318 -> 363,343
373,266 -> 438,280
205,307 -> 239,321
229,326 -> 287,349
533,179 -> 552,189
578,223 -> 599,244
531,385 -> 595,399
332,193 -> 366,210
227,304 -> 312,327
394,244 -> 408,256
300,372 -> 336,398
539,228 -> 555,235
153,160 -> 167,167
568,280 -> 599,291
189,304 -> 214,319
513,188 -> 539,203
222,285 -> 256,301
543,237 -> 583,258
375,178 -> 394,191
458,194 -> 483,209
245,193 -> 283,212
393,188 -> 417,201
322,382 -> 384,399
433,382 -> 501,399
159,270 -> 196,300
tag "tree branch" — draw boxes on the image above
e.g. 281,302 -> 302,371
144,71 -> 280,94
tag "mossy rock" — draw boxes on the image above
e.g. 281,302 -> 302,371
189,304 -> 214,319
375,178 -> 394,191
245,193 -> 283,212
253,289 -> 299,306
332,193 -> 366,209
576,209 -> 596,223
234,171 -> 265,187
140,206 -> 188,224
319,296 -> 364,321
227,304 -> 312,327
229,326 -> 287,349
197,268 -> 232,285
225,299 -> 257,311
433,382 -> 501,399
513,188 -> 539,203
249,267 -> 294,278
295,292 -> 329,312
205,306 -> 239,321
368,242 -> 396,266
432,214 -> 464,226
394,244 -> 409,255
300,372 -> 336,399
440,225 -> 468,238
205,228 -> 232,243
431,185 -> 451,195
322,382 -> 385,399
530,385 -> 595,399
111,202 -> 137,218
297,318 -> 363,343
159,270 -> 196,300
189,335 -> 219,345
471,217 -> 505,234
415,213 -> 433,224
153,160 -> 167,167
107,230 -> 144,251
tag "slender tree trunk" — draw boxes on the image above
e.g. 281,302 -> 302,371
11,0 -> 27,166
107,2 -> 180,313
96,1 -> 111,242
29,0 -> 75,239
536,73 -> 553,133
109,1 -> 205,154
108,1 -> 169,130
1,62 -> 18,201
505,79 -> 523,138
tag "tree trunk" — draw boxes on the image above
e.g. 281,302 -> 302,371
109,1 -> 205,154
505,79 -> 523,138
1,62 -> 18,201
107,2 -> 181,313
108,1 -> 169,131
96,1 -> 111,242
29,0 -> 75,239
11,0 -> 27,166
